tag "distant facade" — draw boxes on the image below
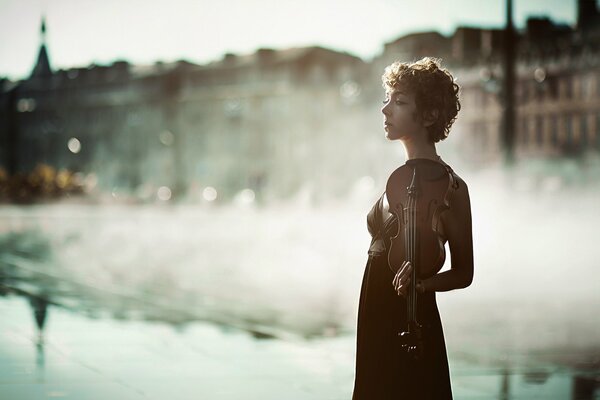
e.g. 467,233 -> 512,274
0,23 -> 367,202
2,1 -> 600,203
451,13 -> 600,163
372,0 -> 600,163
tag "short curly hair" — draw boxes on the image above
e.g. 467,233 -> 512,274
382,57 -> 461,143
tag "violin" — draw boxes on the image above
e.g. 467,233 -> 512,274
385,158 -> 457,361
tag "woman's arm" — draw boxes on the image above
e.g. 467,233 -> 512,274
421,178 -> 474,292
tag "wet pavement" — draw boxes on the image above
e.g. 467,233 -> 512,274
1,296 -> 599,400
1,198 -> 599,399
1,296 -> 353,400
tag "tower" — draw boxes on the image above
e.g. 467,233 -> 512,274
30,17 -> 52,78
577,0 -> 600,32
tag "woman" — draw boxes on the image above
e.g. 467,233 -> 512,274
352,57 -> 474,399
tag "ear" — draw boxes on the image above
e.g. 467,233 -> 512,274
422,109 -> 439,128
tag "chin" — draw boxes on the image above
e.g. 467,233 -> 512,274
385,132 -> 399,141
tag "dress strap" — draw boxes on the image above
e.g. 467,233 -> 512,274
438,158 -> 460,191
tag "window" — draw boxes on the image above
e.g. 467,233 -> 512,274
535,83 -> 544,102
582,74 -> 594,99
564,76 -> 573,99
565,115 -> 573,145
521,83 -> 529,104
520,118 -> 529,146
580,114 -> 588,143
536,116 -> 544,147
547,76 -> 558,100
550,115 -> 558,146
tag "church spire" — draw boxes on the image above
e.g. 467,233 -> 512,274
30,16 -> 52,78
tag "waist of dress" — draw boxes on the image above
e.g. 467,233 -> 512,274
367,252 -> 442,297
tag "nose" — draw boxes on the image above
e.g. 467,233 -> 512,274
381,101 -> 390,116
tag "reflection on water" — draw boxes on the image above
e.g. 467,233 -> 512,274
501,367 -> 509,400
29,296 -> 48,369
35,337 -> 44,370
574,375 -> 600,399
0,206 -> 358,338
30,296 -> 48,334
1,159 -> 600,398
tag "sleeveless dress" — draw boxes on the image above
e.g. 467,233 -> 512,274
352,170 -> 453,399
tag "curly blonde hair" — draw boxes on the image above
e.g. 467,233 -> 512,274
382,57 -> 461,143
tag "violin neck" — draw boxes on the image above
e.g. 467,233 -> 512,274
406,205 -> 419,325
407,254 -> 418,324
405,166 -> 420,325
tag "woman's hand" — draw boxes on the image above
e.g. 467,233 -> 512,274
393,261 -> 424,297
393,261 -> 412,297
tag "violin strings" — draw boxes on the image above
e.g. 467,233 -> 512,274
407,194 -> 411,322
408,190 -> 415,319
406,193 -> 412,323
410,187 -> 415,322
411,187 -> 414,322
405,195 -> 409,322
412,183 -> 416,322
403,166 -> 419,326
411,168 -> 417,322
410,193 -> 413,322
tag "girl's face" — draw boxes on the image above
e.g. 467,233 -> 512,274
381,88 -> 424,142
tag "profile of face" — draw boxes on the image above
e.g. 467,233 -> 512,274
381,88 -> 426,142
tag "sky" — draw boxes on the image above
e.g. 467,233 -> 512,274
0,0 -> 579,80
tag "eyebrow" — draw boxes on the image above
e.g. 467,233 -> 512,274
387,90 -> 407,97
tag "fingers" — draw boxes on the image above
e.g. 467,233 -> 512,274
392,261 -> 412,297
392,271 -> 400,287
396,277 -> 411,297
393,272 -> 410,290
393,261 -> 412,287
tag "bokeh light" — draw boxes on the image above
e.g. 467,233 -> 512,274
234,188 -> 255,206
159,130 -> 174,146
202,186 -> 217,202
67,138 -> 81,154
157,186 -> 172,201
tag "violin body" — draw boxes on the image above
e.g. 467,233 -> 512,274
385,159 -> 456,362
385,160 -> 454,279
398,320 -> 424,360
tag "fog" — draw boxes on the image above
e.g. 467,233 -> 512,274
2,154 -> 599,371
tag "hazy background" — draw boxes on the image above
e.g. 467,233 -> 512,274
0,0 -> 576,80
1,0 -> 599,399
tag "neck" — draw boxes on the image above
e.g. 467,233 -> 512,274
401,138 -> 438,161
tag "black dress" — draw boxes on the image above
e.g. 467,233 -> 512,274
352,190 -> 453,399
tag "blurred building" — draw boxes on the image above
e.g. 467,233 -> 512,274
0,21 -> 367,203
452,11 -> 600,163
1,0 -> 600,203
373,0 -> 600,164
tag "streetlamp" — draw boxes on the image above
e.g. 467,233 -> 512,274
502,0 -> 517,165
